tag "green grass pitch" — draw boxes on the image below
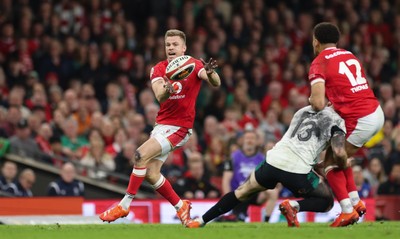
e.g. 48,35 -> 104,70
1,222 -> 399,239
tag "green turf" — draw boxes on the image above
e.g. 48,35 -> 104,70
0,222 -> 399,239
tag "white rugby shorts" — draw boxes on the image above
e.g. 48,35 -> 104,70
151,124 -> 192,162
347,105 -> 385,148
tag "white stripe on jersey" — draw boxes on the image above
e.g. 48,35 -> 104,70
266,106 -> 345,174
310,77 -> 325,85
151,77 -> 164,84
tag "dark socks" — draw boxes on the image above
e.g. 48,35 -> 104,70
202,192 -> 241,223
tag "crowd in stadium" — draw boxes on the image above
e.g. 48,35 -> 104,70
0,0 -> 399,207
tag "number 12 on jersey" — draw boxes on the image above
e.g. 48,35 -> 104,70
339,59 -> 367,86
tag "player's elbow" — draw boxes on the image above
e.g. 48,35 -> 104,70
156,95 -> 168,104
212,81 -> 221,87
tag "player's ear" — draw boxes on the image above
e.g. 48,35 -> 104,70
313,38 -> 319,49
183,44 -> 187,53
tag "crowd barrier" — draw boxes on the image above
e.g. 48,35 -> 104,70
1,197 -> 391,224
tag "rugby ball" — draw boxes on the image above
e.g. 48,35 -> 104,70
166,55 -> 196,81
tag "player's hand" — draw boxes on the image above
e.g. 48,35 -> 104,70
163,76 -> 176,94
201,58 -> 218,74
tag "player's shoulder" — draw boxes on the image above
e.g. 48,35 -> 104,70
193,57 -> 203,65
153,60 -> 169,69
150,60 -> 168,79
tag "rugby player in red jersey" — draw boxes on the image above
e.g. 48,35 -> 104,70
100,29 -> 221,225
308,22 -> 384,227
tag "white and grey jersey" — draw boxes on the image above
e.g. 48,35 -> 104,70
266,106 -> 346,174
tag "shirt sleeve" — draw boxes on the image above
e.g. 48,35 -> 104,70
150,64 -> 164,84
195,59 -> 205,79
309,58 -> 326,85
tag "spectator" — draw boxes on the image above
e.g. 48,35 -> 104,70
363,156 -> 387,195
100,118 -> 115,147
143,103 -> 159,134
114,141 -> 136,177
6,87 -> 30,119
261,81 -> 288,115
9,118 -> 44,161
47,162 -> 84,196
161,152 -> 184,186
106,127 -> 129,158
0,161 -> 17,191
60,117 -> 88,160
5,168 -> 35,197
48,135 -> 68,167
204,136 -> 227,176
173,152 -> 220,199
80,140 -> 115,180
35,122 -> 53,155
377,161 -> 400,195
353,165 -> 373,198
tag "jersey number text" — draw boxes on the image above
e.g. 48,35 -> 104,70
339,59 -> 367,86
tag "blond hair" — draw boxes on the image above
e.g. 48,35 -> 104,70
165,29 -> 186,44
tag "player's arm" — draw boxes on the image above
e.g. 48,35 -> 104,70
309,81 -> 326,111
199,58 -> 221,87
330,125 -> 348,169
152,76 -> 176,103
221,160 -> 233,195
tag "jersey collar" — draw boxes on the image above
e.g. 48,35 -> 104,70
322,47 -> 337,52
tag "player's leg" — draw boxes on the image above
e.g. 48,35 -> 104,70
261,188 -> 280,222
344,106 -> 384,216
187,170 -> 268,228
99,137 -> 162,222
296,175 -> 334,213
343,141 -> 365,214
147,125 -> 193,225
146,157 -> 192,225
324,146 -> 354,213
277,170 -> 322,227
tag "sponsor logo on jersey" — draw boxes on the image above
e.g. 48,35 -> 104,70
172,82 -> 182,94
169,95 -> 186,100
168,82 -> 185,100
325,50 -> 352,59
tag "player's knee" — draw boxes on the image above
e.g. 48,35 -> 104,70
134,150 -> 142,164
234,187 -> 249,201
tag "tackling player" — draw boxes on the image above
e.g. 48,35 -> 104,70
186,105 -> 346,228
308,22 -> 385,227
99,29 -> 221,225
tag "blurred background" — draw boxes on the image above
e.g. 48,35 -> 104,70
0,0 -> 399,223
